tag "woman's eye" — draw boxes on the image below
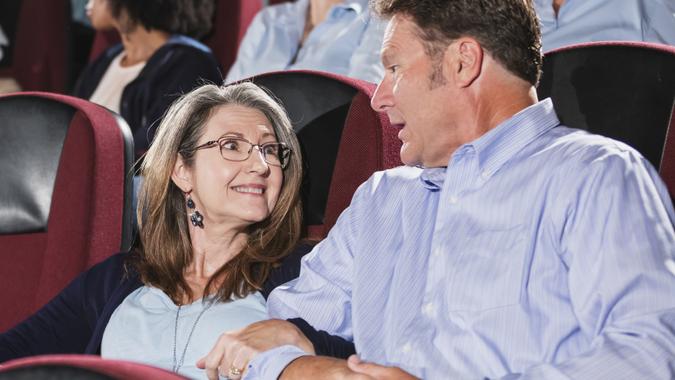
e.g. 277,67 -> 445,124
263,144 -> 279,157
221,140 -> 240,151
388,65 -> 398,74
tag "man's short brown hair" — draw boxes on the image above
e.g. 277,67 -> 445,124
371,0 -> 542,85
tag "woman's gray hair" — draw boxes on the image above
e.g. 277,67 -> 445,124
135,82 -> 303,303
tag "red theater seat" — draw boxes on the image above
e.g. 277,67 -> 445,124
0,92 -> 134,331
252,70 -> 402,238
537,41 -> 675,199
0,0 -> 72,93
0,354 -> 187,379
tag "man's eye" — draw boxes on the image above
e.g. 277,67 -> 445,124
221,140 -> 241,151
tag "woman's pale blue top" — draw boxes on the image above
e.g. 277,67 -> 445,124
226,0 -> 385,84
101,286 -> 267,379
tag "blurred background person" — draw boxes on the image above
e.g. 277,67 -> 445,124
536,0 -> 675,52
73,0 -> 223,159
226,0 -> 385,84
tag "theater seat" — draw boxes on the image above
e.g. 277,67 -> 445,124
0,354 -> 186,379
204,0 -> 263,73
0,92 -> 134,331
0,0 -> 72,93
252,70 -> 402,238
537,41 -> 675,198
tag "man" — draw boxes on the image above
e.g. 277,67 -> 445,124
199,0 -> 675,378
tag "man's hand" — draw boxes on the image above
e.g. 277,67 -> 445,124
196,319 -> 315,380
280,356 -> 375,380
346,355 -> 418,380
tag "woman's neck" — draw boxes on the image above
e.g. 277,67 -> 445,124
118,26 -> 170,67
185,225 -> 248,280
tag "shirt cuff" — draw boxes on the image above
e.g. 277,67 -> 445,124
244,345 -> 310,380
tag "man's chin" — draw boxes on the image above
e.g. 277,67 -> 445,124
399,149 -> 421,167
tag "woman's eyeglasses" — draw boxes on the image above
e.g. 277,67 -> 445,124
192,136 -> 292,169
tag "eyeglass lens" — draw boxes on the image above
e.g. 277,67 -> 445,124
218,138 -> 289,167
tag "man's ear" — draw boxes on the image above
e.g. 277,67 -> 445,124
171,154 -> 192,193
446,37 -> 483,88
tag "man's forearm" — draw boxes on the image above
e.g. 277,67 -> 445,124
280,356 -> 355,380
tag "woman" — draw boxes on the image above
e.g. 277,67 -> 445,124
0,82 -> 304,379
226,0 -> 385,84
74,0 -> 222,158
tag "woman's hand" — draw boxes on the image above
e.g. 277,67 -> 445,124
196,319 -> 315,379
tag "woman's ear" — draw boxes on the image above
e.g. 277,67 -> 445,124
171,154 -> 192,192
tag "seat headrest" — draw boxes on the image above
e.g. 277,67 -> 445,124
0,96 -> 74,234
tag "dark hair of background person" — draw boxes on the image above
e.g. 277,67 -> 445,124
133,83 -> 303,304
370,0 -> 543,85
108,0 -> 215,38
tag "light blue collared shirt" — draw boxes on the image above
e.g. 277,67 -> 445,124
247,99 -> 675,379
536,0 -> 675,52
225,0 -> 385,83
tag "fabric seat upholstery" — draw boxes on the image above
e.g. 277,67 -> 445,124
537,41 -> 675,199
0,92 -> 134,331
252,70 -> 402,238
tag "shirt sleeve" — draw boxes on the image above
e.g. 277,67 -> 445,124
643,0 -> 675,46
346,12 -> 386,83
248,179 -> 372,378
511,149 -> 675,378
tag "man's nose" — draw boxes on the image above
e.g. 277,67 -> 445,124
371,77 -> 393,112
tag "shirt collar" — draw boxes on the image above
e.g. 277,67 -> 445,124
458,98 -> 560,180
328,0 -> 368,18
419,167 -> 446,191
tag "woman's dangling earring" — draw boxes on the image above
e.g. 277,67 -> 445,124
185,191 -> 204,228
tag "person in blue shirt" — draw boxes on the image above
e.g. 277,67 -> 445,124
536,0 -> 675,52
226,0 -> 386,84
200,0 -> 675,379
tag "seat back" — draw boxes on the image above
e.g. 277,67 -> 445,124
0,354 -> 187,380
537,42 -> 675,197
0,92 -> 134,331
253,70 -> 401,238
4,0 -> 72,92
204,0 -> 263,73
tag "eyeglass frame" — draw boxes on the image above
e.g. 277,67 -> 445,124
188,136 -> 292,169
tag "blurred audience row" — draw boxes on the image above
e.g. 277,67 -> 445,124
0,0 -> 673,158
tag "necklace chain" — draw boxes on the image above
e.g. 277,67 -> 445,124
172,300 -> 213,373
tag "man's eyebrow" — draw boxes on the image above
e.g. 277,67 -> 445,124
381,49 -> 394,66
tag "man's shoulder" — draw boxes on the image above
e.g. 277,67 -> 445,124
543,126 -> 643,165
361,165 -> 425,192
535,126 -> 654,184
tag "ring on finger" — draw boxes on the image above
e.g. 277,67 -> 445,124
228,366 -> 243,379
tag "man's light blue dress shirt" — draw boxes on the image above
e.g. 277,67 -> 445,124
247,99 -> 675,379
225,0 -> 385,84
536,0 -> 675,52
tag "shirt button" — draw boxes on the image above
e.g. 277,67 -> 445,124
481,171 -> 490,179
449,196 -> 458,204
422,302 -> 435,316
401,343 -> 412,353
432,248 -> 442,257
